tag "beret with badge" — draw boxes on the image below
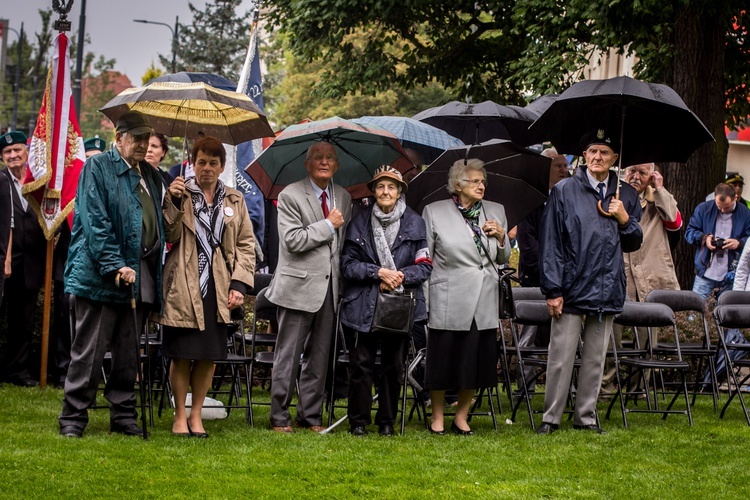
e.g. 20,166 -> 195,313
83,137 -> 106,153
0,130 -> 28,153
580,128 -> 620,154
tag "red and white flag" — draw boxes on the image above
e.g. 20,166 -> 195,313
23,32 -> 84,239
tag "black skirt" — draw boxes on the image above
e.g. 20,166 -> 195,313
425,320 -> 497,391
161,274 -> 228,361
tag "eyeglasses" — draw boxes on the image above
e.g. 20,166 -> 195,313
462,178 -> 487,186
311,154 -> 338,162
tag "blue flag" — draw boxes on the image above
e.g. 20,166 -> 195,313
234,40 -> 266,251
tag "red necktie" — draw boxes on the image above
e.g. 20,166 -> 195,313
320,191 -> 330,218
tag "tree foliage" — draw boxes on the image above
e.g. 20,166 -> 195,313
78,55 -> 119,140
265,35 -> 453,127
1,9 -> 53,134
267,0 -> 749,288
141,63 -> 164,86
161,0 -> 253,82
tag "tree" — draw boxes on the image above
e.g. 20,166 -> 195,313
161,0 -> 252,82
265,37 -> 453,127
1,9 -> 53,134
268,0 -> 750,288
78,55 -> 120,140
141,62 -> 164,86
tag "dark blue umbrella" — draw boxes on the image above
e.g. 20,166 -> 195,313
147,71 -> 237,91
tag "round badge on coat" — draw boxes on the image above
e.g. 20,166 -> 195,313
224,207 -> 234,217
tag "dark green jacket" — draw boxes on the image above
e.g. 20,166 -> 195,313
64,147 -> 165,305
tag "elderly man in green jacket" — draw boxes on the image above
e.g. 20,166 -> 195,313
59,111 -> 166,438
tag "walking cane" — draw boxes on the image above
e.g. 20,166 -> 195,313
126,280 -> 149,440
319,394 -> 379,435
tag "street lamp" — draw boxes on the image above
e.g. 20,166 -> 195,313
133,16 -> 179,74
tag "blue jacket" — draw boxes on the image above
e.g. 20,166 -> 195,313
340,203 -> 432,333
685,199 -> 750,278
65,147 -> 165,305
540,167 -> 642,316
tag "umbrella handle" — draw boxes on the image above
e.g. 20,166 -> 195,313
597,200 -> 613,217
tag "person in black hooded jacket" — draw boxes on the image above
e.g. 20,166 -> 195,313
536,130 -> 642,435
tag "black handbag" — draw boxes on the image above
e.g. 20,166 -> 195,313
497,267 -> 517,320
371,289 -> 415,335
477,237 -> 517,320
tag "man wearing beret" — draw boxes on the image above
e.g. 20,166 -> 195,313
59,111 -> 166,438
0,133 -> 15,315
0,131 -> 47,387
83,137 -> 106,158
537,129 -> 643,435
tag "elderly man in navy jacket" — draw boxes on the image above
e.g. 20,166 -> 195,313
537,130 -> 642,435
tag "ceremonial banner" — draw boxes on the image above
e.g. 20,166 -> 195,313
23,32 -> 84,239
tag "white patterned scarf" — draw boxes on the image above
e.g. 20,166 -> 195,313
371,197 -> 406,293
185,177 -> 226,298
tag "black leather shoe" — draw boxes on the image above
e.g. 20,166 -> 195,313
60,425 -> 83,438
536,422 -> 559,435
110,422 -> 147,437
350,426 -> 367,437
8,377 -> 38,387
573,424 -> 608,435
378,424 -> 395,437
428,423 -> 445,435
450,421 -> 474,436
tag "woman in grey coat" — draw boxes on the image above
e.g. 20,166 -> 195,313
423,158 -> 510,435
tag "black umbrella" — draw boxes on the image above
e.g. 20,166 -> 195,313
527,76 -> 714,166
412,101 -> 538,147
406,139 -> 550,229
524,94 -> 559,118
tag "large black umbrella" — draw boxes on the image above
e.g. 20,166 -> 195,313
412,101 -> 538,147
524,94 -> 559,118
406,139 -> 550,229
527,76 -> 714,166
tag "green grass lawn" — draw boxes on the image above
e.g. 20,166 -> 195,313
1,385 -> 748,499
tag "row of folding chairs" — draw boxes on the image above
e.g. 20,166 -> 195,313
507,287 -> 750,429
115,281 -> 750,432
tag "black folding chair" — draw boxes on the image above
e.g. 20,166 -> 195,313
606,301 -> 693,428
645,289 -> 718,410
713,293 -> 750,426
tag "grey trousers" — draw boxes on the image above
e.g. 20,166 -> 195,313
542,313 -> 612,427
59,296 -> 144,430
270,287 -> 335,427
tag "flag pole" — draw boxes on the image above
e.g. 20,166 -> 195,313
221,2 -> 260,188
39,239 -> 54,388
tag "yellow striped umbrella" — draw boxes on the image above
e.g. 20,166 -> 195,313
99,81 -> 274,145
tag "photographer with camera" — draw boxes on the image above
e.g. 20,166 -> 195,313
686,183 -> 750,301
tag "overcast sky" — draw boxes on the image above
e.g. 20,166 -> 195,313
6,0 -> 257,85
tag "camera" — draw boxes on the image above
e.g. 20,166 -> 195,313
713,236 -> 726,257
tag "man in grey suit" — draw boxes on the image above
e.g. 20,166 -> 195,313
266,141 -> 352,433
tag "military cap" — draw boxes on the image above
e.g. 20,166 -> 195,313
0,130 -> 28,152
580,129 -> 620,154
726,173 -> 745,186
83,137 -> 106,152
